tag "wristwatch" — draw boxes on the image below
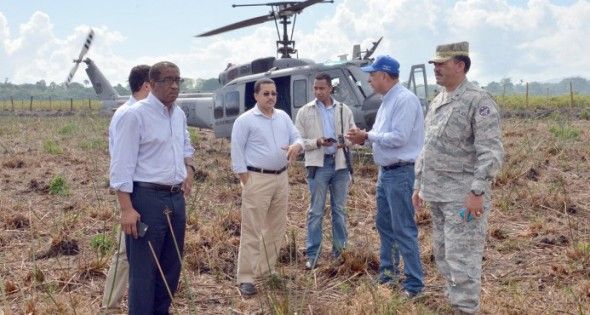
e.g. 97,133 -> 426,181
471,189 -> 484,196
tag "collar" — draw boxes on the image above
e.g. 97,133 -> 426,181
253,104 -> 275,118
443,78 -> 469,102
146,92 -> 176,115
315,97 -> 337,109
127,95 -> 138,106
382,82 -> 402,104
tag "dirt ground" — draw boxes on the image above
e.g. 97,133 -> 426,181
0,114 -> 588,314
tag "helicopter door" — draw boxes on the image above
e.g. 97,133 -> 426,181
272,76 -> 291,117
213,85 -> 243,138
290,74 -> 309,120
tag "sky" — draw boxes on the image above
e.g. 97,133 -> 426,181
0,0 -> 588,87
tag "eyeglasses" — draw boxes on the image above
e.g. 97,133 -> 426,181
260,91 -> 277,97
155,77 -> 184,85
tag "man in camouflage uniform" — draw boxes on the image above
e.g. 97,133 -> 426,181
412,41 -> 504,314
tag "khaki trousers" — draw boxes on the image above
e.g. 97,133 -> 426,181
101,229 -> 129,308
236,171 -> 288,283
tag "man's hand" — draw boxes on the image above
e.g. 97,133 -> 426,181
182,167 -> 194,198
346,127 -> 368,145
121,207 -> 141,239
239,172 -> 250,186
316,137 -> 334,147
282,143 -> 303,162
412,189 -> 423,211
464,192 -> 484,219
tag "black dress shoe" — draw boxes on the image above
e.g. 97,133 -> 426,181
239,282 -> 257,296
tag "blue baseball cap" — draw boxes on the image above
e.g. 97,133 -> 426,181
361,55 -> 400,76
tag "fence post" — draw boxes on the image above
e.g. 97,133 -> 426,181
525,82 -> 529,107
11,97 -> 14,111
570,81 -> 574,107
70,98 -> 74,111
30,96 -> 33,111
88,98 -> 91,110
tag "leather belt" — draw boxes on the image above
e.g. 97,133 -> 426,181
247,166 -> 287,175
324,153 -> 335,158
382,161 -> 414,171
134,181 -> 182,193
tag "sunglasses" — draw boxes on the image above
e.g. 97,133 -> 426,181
260,91 -> 277,97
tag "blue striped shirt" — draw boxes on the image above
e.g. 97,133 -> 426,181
110,92 -> 195,192
231,105 -> 303,173
367,83 -> 424,166
316,99 -> 337,155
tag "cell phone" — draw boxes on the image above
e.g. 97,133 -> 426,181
326,137 -> 337,143
458,208 -> 473,222
137,221 -> 149,237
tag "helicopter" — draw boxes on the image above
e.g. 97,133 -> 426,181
65,30 -> 216,130
68,0 -> 428,138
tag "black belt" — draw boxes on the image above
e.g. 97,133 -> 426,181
324,153 -> 335,158
247,166 -> 287,175
382,161 -> 414,171
134,181 -> 182,193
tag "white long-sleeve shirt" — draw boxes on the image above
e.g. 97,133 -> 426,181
109,92 -> 194,192
108,95 -> 137,156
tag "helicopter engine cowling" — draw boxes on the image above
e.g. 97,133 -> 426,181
218,57 -> 315,85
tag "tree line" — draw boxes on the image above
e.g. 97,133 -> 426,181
0,76 -> 588,101
0,78 -> 222,100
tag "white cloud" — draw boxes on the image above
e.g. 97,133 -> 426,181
1,0 -> 589,86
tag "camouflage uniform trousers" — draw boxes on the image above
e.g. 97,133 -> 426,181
429,200 -> 490,314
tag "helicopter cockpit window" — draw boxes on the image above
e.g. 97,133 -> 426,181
225,91 -> 240,116
293,79 -> 307,108
348,66 -> 374,96
325,71 -> 356,107
214,95 -> 224,119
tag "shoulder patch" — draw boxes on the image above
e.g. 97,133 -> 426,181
478,106 -> 491,117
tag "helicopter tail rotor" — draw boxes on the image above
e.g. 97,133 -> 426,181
66,29 -> 94,86
362,36 -> 383,60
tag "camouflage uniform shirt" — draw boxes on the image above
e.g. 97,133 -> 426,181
414,79 -> 504,202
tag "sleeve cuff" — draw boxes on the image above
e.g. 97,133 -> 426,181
470,179 -> 488,193
413,180 -> 421,190
111,181 -> 133,193
367,131 -> 375,143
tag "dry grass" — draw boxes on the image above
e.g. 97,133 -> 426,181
0,113 -> 588,314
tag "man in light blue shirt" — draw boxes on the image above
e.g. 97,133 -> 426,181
347,55 -> 425,297
231,78 -> 303,297
103,64 -> 150,310
110,61 -> 195,315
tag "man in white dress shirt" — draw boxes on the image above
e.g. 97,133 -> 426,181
110,61 -> 195,314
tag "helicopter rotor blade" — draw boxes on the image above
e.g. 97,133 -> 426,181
66,29 -> 94,86
196,13 -> 275,37
277,0 -> 325,16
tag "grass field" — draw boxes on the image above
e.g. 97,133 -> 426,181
0,107 -> 588,314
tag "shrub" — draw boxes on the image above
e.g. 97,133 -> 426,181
48,175 -> 69,196
58,123 -> 77,135
90,234 -> 113,256
549,124 -> 580,140
43,139 -> 63,155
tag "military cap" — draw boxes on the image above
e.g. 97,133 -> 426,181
428,41 -> 469,64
